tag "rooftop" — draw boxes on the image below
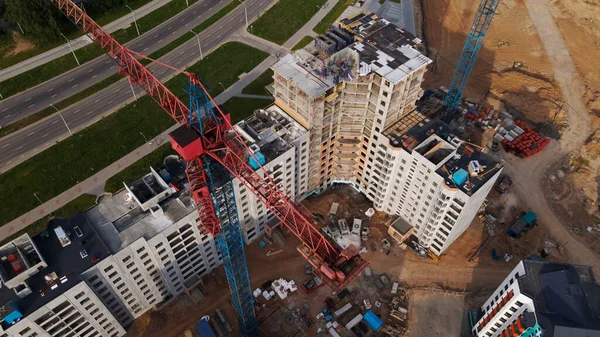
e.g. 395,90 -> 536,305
519,260 -> 600,336
235,104 -> 307,165
0,214 -> 110,328
384,110 -> 502,195
272,11 -> 430,98
390,217 -> 412,235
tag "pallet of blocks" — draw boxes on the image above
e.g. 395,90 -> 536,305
389,307 -> 408,322
500,120 -> 550,157
382,324 -> 407,337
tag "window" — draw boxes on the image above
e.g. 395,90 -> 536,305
380,101 -> 386,107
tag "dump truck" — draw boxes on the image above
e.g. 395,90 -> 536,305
197,317 -> 216,337
507,211 -> 537,238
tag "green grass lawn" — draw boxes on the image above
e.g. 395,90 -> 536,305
291,36 -> 315,51
0,0 -> 201,99
0,42 -> 267,228
249,0 -> 326,44
223,97 -> 274,123
0,194 -> 97,246
0,0 -> 153,69
313,0 -> 355,34
241,69 -> 274,95
104,144 -> 175,193
1,74 -> 123,139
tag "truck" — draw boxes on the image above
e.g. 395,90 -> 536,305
302,277 -> 325,294
197,316 -> 216,337
507,211 -> 537,238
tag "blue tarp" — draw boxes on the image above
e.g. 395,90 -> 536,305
452,168 -> 469,186
363,310 -> 383,332
522,211 -> 536,224
249,152 -> 266,169
2,303 -> 23,325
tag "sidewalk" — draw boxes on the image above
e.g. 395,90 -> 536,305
0,0 -> 342,241
0,0 -> 171,82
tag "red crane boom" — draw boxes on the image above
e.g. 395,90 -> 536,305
49,0 -> 367,289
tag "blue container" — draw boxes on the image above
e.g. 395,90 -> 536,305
258,240 -> 267,249
249,152 -> 266,169
452,169 -> 468,186
522,211 -> 536,224
363,310 -> 383,332
197,317 -> 216,337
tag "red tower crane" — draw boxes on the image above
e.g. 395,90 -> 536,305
47,0 -> 367,291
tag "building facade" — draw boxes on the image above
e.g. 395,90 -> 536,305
271,12 -> 501,254
472,260 -> 600,337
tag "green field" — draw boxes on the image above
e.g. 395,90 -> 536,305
0,0 -> 201,99
249,0 -> 326,44
0,194 -> 97,246
223,97 -> 274,123
291,36 -> 315,51
241,69 -> 274,95
313,0 -> 355,34
0,42 -> 267,228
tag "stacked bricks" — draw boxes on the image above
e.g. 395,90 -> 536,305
501,120 -> 550,157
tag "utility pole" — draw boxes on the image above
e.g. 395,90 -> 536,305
61,33 -> 80,65
126,5 -> 140,36
51,104 -> 73,136
239,0 -> 248,29
190,30 -> 203,60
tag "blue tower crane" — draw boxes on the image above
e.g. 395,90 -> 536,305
187,78 -> 259,337
441,0 -> 501,121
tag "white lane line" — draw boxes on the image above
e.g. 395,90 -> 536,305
175,60 -> 181,66
33,148 -> 38,152
185,22 -> 189,27
28,104 -> 35,108
42,134 -> 48,138
239,18 -> 243,22
68,78 -> 75,82
2,144 -> 9,148
217,34 -> 222,39
86,111 -> 93,116
139,42 -> 144,47
171,31 -> 176,35
16,145 -> 23,150
47,88 -> 54,92
27,131 -> 35,136
25,97 -> 32,102
51,94 -> 57,98
114,89 -> 120,93
158,39 -> 162,43
20,154 -> 24,158
109,100 -> 113,104
110,65 -> 115,69
194,10 -> 198,13
52,120 -> 58,125
74,109 -> 80,114
92,74 -> 97,78
105,60 -> 112,64
1,108 -> 7,112
180,50 -> 185,55
180,19 -> 185,23
94,99 -> 101,103
143,47 -> 149,52
168,26 -> 172,30
87,68 -> 94,73
3,114 -> 11,119
72,84 -> 78,88
209,7 -> 212,10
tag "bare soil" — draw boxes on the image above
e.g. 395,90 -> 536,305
405,290 -> 466,337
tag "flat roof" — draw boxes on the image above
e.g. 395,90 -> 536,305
519,260 -> 600,335
0,214 -> 110,327
390,217 -> 412,235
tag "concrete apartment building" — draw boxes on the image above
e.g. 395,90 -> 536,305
0,105 -> 308,336
271,12 -> 501,255
472,260 -> 600,337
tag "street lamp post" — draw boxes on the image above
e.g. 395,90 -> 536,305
190,30 -> 203,60
218,82 -> 225,92
33,193 -> 43,206
129,79 -> 138,101
61,33 -> 80,66
239,0 -> 248,29
51,104 -> 73,136
140,132 -> 152,153
126,5 -> 140,36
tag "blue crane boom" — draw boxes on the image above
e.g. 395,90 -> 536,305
441,0 -> 501,120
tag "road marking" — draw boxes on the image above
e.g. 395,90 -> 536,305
114,89 -> 120,93
3,114 -> 11,119
185,22 -> 189,27
158,39 -> 162,43
105,60 -> 112,64
68,78 -> 74,82
86,111 -> 93,116
92,74 -> 97,78
27,132 -> 35,136
25,97 -> 32,102
1,108 -> 7,112
171,31 -> 176,35
209,7 -> 212,10
33,148 -> 38,152
195,10 -> 198,13
143,47 -> 149,52
154,34 -> 159,38
180,19 -> 185,23
51,94 -> 57,98
94,99 -> 101,103
52,120 -> 58,125
109,100 -> 114,104
217,35 -> 222,39
110,65 -> 115,69
87,68 -> 94,73
239,18 -> 243,22
180,50 -> 185,55
47,88 -> 54,92
74,109 -> 80,114
139,42 -> 144,47
72,84 -> 78,88
2,144 -> 9,148
20,154 -> 24,158
175,60 -> 181,66
168,26 -> 172,30
28,104 -> 35,108
42,134 -> 48,138
16,145 -> 23,150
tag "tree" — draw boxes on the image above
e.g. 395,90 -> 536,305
3,0 -> 72,43
86,0 -> 127,16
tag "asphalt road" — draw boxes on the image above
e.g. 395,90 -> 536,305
0,0 -> 274,173
0,0 -> 232,127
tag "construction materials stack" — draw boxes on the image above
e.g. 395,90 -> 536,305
500,120 -> 550,157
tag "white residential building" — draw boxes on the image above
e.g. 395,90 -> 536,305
271,11 -> 501,254
472,260 -> 600,337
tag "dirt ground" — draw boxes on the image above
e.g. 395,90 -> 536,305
405,290 -> 467,337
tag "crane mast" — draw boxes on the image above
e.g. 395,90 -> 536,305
441,0 -> 501,120
48,1 -> 368,335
